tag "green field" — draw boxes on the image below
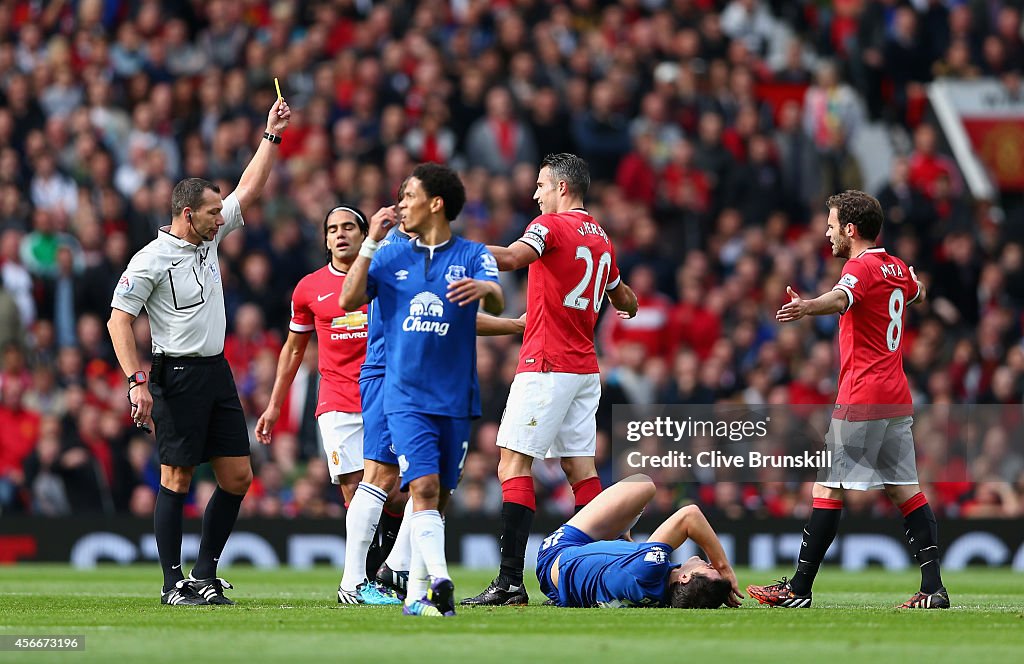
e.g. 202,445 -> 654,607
0,565 -> 1020,663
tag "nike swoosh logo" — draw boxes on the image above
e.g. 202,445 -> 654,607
171,564 -> 181,570
317,293 -> 335,302
171,259 -> 184,267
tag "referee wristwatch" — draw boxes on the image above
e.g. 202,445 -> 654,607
263,131 -> 282,144
128,371 -> 148,389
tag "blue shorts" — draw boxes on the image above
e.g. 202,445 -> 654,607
359,376 -> 398,466
535,525 -> 594,604
387,412 -> 469,491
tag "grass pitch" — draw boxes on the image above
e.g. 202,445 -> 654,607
0,565 -> 1020,663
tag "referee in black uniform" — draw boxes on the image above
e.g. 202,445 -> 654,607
108,98 -> 291,606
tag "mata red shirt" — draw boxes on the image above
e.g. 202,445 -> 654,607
516,210 -> 621,374
289,264 -> 368,416
831,247 -> 921,420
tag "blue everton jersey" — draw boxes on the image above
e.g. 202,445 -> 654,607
560,540 -> 679,608
366,235 -> 499,418
361,228 -> 411,381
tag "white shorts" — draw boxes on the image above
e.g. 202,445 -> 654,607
316,411 -> 364,483
496,372 -> 600,459
819,416 -> 919,491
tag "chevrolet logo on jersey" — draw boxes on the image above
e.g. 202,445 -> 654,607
331,311 -> 368,331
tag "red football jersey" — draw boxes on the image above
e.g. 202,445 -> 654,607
289,265 -> 368,416
831,248 -> 921,420
516,210 -> 621,374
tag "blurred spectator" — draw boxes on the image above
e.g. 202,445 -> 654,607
465,87 -> 537,176
0,0 -> 1019,522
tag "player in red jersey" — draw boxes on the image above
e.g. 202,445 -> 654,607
747,190 -> 949,609
462,153 -> 639,606
254,205 -> 400,604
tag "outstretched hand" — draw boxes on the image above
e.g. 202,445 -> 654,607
776,286 -> 809,323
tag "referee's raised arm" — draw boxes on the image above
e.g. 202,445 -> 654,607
104,96 -> 294,608
230,98 -> 291,214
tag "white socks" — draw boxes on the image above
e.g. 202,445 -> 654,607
384,498 -> 414,571
406,509 -> 448,603
340,482 -> 386,592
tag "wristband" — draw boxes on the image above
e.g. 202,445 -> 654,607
263,131 -> 282,144
359,238 -> 379,259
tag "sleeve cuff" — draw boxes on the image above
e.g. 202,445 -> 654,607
517,237 -> 544,256
833,286 -> 853,314
606,275 -> 621,291
907,283 -> 922,305
289,322 -> 314,333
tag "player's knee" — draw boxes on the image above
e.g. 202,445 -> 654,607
410,477 -> 441,506
221,466 -> 253,495
161,466 -> 194,493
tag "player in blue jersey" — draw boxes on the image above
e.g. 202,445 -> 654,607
361,223 -> 523,603
537,474 -> 744,609
341,163 -> 504,617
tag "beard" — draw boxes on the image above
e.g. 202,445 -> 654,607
832,236 -> 852,258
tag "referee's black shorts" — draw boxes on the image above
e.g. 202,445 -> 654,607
150,354 -> 250,467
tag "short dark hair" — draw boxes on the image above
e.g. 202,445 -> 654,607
171,178 -> 220,217
668,574 -> 732,609
541,153 -> 591,198
411,163 -> 466,221
826,190 -> 884,242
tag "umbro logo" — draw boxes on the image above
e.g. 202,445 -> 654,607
317,292 -> 335,302
395,270 -> 409,281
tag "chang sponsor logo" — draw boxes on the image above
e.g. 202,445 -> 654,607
403,291 -> 449,336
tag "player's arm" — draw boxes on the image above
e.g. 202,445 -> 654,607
607,281 -> 638,319
108,308 -> 152,428
340,206 -> 397,310
449,278 -> 504,315
448,246 -> 505,314
649,504 -> 743,607
776,286 -> 848,322
476,312 -> 526,336
255,331 -> 312,444
485,241 -> 540,271
908,266 -> 926,305
229,99 -> 291,214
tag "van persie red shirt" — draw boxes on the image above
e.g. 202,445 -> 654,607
830,247 -> 921,421
516,210 -> 621,375
289,265 -> 368,415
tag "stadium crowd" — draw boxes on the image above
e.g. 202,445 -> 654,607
1,0 -> 1023,522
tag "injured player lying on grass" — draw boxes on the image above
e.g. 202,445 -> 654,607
533,474 -> 744,609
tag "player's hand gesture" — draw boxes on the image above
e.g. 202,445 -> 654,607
776,286 -> 809,323
255,406 -> 280,445
718,565 -> 744,607
368,205 -> 398,242
266,98 -> 291,134
447,278 -> 493,306
908,265 -> 927,304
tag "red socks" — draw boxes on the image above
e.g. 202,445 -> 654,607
501,476 -> 536,511
571,477 -> 602,510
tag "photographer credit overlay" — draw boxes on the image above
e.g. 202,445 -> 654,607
611,404 -> 1019,487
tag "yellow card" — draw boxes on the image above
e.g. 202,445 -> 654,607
274,77 -> 282,100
